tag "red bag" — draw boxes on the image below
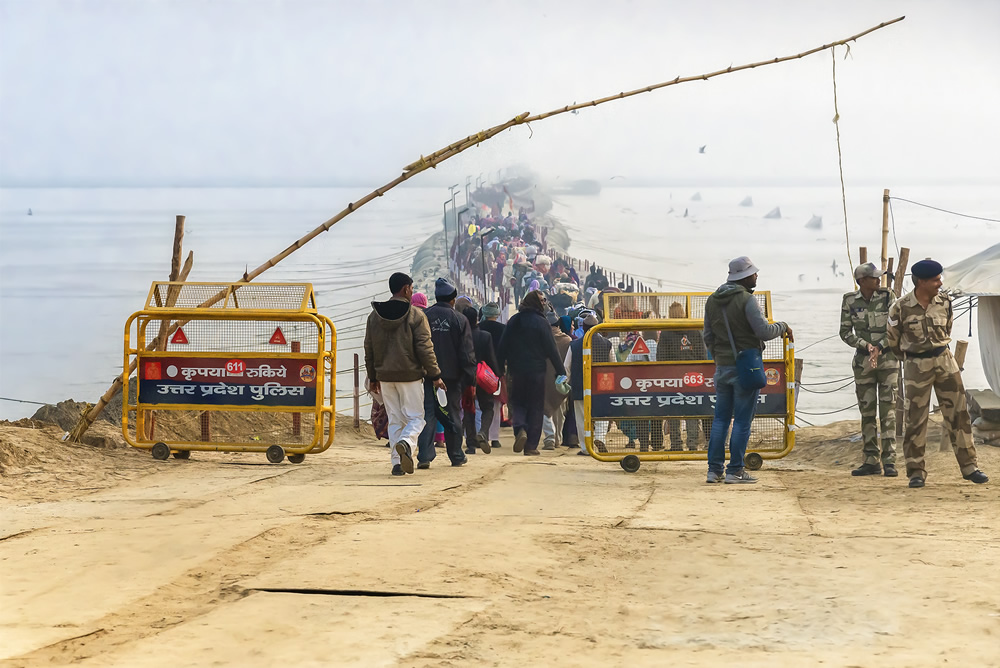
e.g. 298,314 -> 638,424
476,361 -> 500,394
370,401 -> 388,440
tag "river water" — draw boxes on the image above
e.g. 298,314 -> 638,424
0,184 -> 994,423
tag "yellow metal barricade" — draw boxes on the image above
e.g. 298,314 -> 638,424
122,282 -> 336,464
583,314 -> 795,473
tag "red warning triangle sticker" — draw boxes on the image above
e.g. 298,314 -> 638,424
630,337 -> 650,356
170,327 -> 189,344
269,327 -> 287,345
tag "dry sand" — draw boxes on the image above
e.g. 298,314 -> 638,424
1,416 -> 998,667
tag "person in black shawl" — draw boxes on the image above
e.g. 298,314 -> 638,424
497,290 -> 567,455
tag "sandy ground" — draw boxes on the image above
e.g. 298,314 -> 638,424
1,416 -> 999,667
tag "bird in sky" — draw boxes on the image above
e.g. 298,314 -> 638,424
698,145 -> 707,153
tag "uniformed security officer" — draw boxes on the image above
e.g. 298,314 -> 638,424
887,259 -> 989,488
840,262 -> 898,477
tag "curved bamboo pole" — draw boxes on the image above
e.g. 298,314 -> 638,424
69,16 -> 904,440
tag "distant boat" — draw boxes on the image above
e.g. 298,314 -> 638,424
690,192 -> 702,201
805,214 -> 822,230
739,196 -> 753,207
764,207 -> 781,219
27,208 -> 32,216
683,208 -> 689,217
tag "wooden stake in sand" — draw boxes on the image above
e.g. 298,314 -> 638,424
881,189 -> 890,287
69,16 -> 905,441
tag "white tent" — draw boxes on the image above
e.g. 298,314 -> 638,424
942,243 -> 1000,395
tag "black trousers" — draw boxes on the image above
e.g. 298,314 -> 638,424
508,370 -> 546,449
464,387 -> 496,450
440,379 -> 466,464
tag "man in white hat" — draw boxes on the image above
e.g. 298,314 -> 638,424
702,257 -> 792,484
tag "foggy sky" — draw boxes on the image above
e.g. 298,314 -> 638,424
1,0 -> 998,187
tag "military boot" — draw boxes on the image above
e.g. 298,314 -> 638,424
851,462 -> 881,476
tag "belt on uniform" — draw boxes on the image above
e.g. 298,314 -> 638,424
904,346 -> 946,359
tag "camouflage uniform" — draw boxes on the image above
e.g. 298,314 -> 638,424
840,287 -> 898,466
887,290 -> 978,481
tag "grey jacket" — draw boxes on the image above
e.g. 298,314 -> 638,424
703,282 -> 786,366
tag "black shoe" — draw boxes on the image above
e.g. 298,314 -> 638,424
513,429 -> 527,453
883,465 -> 898,477
963,470 -> 989,484
451,458 -> 467,467
391,464 -> 404,476
395,441 -> 414,474
476,433 -> 491,454
465,447 -> 476,455
417,461 -> 430,470
491,440 -> 502,449
908,476 -> 925,488
852,462 -> 881,476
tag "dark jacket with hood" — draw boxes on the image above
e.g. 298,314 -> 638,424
497,291 -> 567,376
702,282 -> 787,367
425,300 -> 477,383
364,296 -> 441,383
462,307 -> 500,376
479,319 -> 506,356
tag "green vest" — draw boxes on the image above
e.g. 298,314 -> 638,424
705,288 -> 762,366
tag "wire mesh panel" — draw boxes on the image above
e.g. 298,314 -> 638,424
146,282 -> 314,311
127,409 -> 322,447
583,319 -> 794,468
604,291 -> 772,322
142,317 -> 321,354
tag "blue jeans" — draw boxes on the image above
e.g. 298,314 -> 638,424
707,365 -> 760,475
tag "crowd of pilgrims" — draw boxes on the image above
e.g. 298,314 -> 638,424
368,205 -> 711,460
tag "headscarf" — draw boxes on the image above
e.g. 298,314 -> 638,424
462,306 -> 479,330
528,279 -> 539,291
519,290 -> 546,313
410,292 -> 428,309
559,315 -> 573,337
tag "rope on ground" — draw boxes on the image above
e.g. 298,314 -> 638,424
799,381 -> 855,394
831,46 -> 853,277
799,376 -> 853,387
796,333 -> 842,353
0,396 -> 50,406
797,404 -> 858,416
889,197 -> 1000,223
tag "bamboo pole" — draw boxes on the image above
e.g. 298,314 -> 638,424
893,248 -> 910,298
68,17 -> 905,440
881,189 -> 890,287
885,257 -> 895,291
859,247 -> 867,265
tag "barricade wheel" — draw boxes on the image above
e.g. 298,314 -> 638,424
172,450 -> 191,460
151,442 -> 170,461
266,445 -> 286,464
287,454 -> 305,464
746,453 -> 763,471
621,455 -> 641,473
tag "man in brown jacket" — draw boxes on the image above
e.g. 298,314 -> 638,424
364,272 -> 445,476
